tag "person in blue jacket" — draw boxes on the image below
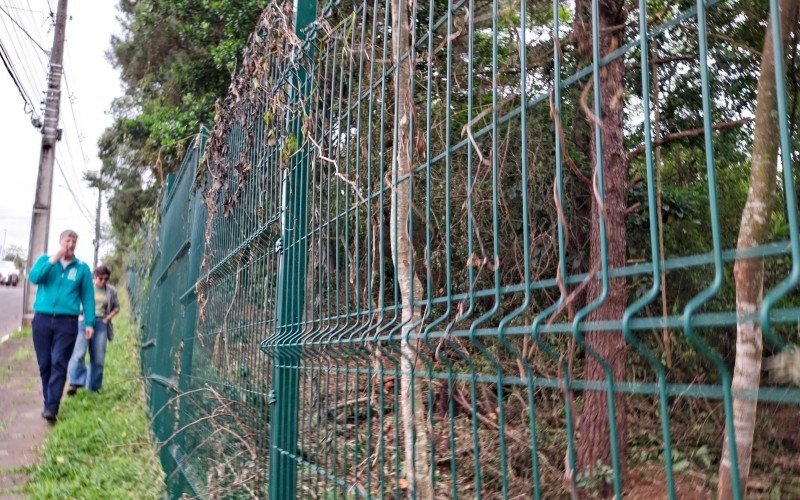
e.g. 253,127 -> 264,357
28,229 -> 95,423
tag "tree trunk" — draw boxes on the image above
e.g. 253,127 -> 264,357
719,0 -> 799,497
389,0 -> 433,497
574,0 -> 629,489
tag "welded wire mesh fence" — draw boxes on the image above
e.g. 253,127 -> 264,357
129,0 -> 800,497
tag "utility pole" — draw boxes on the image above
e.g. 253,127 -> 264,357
85,169 -> 107,269
93,184 -> 101,268
22,0 -> 68,326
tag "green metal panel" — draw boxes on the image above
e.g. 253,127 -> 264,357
268,0 -> 319,497
127,0 -> 800,498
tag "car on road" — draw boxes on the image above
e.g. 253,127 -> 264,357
0,261 -> 20,286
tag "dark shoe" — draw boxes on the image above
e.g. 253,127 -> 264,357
41,409 -> 58,423
66,384 -> 80,396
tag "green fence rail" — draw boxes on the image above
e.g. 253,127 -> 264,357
129,0 -> 800,497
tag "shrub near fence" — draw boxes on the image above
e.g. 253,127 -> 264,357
129,0 -> 800,498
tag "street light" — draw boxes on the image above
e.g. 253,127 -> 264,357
1,228 -> 6,260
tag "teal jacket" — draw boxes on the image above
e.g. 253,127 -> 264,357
29,255 -> 96,327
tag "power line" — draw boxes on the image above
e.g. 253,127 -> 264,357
0,2 -> 46,76
62,63 -> 91,172
0,4 -> 46,54
55,155 -> 95,226
0,2 -> 44,14
55,146 -> 92,214
0,7 -> 46,113
3,0 -> 96,221
0,38 -> 28,100
0,1 -> 59,130
0,21 -> 40,99
0,37 -> 37,116
20,0 -> 50,50
16,0 -> 52,121
60,123 -> 91,194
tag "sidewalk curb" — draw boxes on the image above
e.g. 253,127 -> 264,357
0,326 -> 25,345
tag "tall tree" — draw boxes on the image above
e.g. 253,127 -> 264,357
101,0 -> 266,249
720,0 -> 800,497
573,0 -> 629,488
390,0 -> 433,496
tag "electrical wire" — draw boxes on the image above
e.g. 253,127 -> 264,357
55,146 -> 92,214
0,4 -> 46,54
60,122 -> 91,195
55,154 -> 94,226
0,37 -> 34,109
0,4 -> 45,117
2,1 -> 101,232
3,0 -> 93,198
62,64 -> 92,180
0,6 -> 44,92
0,3 -> 44,14
0,26 -> 41,107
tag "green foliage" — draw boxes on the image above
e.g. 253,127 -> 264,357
101,0 -> 268,250
575,460 -> 615,493
26,291 -> 164,499
281,133 -> 299,168
9,326 -> 31,341
10,345 -> 32,363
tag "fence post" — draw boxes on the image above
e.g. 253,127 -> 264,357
170,131 -> 208,497
178,131 -> 207,397
268,1 -> 317,498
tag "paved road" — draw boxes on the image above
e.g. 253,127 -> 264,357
0,286 -> 23,337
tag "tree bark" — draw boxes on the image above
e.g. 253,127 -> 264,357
574,0 -> 629,489
389,0 -> 433,497
719,0 -> 799,497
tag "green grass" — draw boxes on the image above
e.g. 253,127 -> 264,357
9,326 -> 31,340
26,289 -> 165,499
0,485 -> 24,496
1,328 -> 31,383
11,344 -> 32,362
0,463 -> 32,496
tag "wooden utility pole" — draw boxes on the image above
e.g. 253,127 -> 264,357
22,0 -> 68,326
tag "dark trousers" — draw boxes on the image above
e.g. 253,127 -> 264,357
32,313 -> 79,413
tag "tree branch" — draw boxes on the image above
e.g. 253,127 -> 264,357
627,118 -> 753,162
627,54 -> 697,70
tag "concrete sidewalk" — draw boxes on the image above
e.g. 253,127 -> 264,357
0,331 -> 50,499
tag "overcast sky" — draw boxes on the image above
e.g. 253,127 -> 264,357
0,0 -> 121,266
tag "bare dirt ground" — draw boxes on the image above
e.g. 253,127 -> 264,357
0,329 -> 50,499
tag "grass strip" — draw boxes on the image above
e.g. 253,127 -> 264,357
10,326 -> 32,340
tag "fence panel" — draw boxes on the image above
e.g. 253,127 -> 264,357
129,0 -> 800,497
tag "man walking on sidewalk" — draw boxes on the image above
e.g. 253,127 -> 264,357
28,229 -> 95,423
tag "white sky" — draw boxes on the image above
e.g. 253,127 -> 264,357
0,0 -> 121,266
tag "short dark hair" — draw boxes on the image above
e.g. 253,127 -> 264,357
93,265 -> 111,278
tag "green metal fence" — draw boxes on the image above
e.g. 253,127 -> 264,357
129,0 -> 800,497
